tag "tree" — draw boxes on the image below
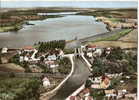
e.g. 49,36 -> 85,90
38,40 -> 66,53
40,56 -> 44,62
106,47 -> 123,61
91,58 -> 105,77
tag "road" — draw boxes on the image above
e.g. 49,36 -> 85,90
65,29 -> 123,49
50,57 -> 91,100
79,29 -> 123,43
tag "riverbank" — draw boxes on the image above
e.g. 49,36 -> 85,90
96,17 -> 137,31
0,7 -> 137,33
0,23 -> 23,32
0,9 -> 64,32
65,28 -> 137,52
76,8 -> 137,31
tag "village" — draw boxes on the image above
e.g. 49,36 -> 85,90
0,39 -> 137,100
0,3 -> 138,100
66,44 -> 137,100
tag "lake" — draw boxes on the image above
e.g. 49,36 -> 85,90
0,15 -> 108,48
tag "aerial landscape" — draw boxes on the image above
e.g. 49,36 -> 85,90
0,0 -> 138,100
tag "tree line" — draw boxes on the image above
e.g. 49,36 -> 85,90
37,40 -> 66,52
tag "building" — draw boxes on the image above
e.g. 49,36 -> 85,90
23,46 -> 35,52
92,48 -> 103,57
91,76 -> 111,89
1,47 -> 8,53
86,45 -> 96,51
47,54 -> 57,61
42,77 -> 51,88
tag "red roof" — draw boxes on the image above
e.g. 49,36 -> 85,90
23,46 -> 34,50
87,45 -> 97,48
70,96 -> 76,100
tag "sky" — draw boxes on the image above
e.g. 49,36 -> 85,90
0,1 -> 138,8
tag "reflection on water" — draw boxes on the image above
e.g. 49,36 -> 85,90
38,12 -> 78,15
0,15 -> 108,48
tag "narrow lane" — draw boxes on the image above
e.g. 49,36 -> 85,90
50,57 -> 91,100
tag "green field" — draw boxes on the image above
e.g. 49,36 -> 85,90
93,29 -> 133,42
0,77 -> 41,100
0,24 -> 22,32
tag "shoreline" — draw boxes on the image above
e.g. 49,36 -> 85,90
79,29 -> 123,43
0,29 -> 133,49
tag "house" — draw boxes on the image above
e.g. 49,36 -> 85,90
100,76 -> 111,89
86,45 -> 96,51
42,77 -> 51,88
58,49 -> 64,58
23,46 -> 35,52
117,89 -> 127,98
105,89 -> 117,99
105,47 -> 112,55
45,60 -> 59,73
45,60 -> 55,65
50,64 -> 59,73
87,52 -> 93,58
50,64 -> 59,68
47,54 -> 57,61
91,76 -> 110,89
24,56 -> 29,61
81,45 -> 86,51
19,56 -> 24,62
92,48 -> 103,57
1,47 -> 8,53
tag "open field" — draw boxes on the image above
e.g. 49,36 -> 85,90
76,8 -> 137,19
87,29 -> 137,49
93,29 -> 133,42
119,29 -> 138,42
0,76 -> 41,100
0,63 -> 25,72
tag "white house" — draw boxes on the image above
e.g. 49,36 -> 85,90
87,52 -> 93,58
106,47 -> 112,55
50,64 -> 59,68
42,77 -> 51,87
19,56 -> 24,62
24,56 -> 29,61
59,50 -> 64,57
47,54 -> 57,61
93,48 -> 103,57
1,47 -> 8,53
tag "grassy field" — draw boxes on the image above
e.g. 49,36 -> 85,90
0,24 -> 22,32
0,77 -> 41,100
108,18 -> 122,22
76,8 -> 137,19
87,29 -> 137,49
93,29 -> 133,42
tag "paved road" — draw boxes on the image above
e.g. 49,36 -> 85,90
50,57 -> 91,100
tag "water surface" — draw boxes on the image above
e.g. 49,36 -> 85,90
0,15 -> 108,48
